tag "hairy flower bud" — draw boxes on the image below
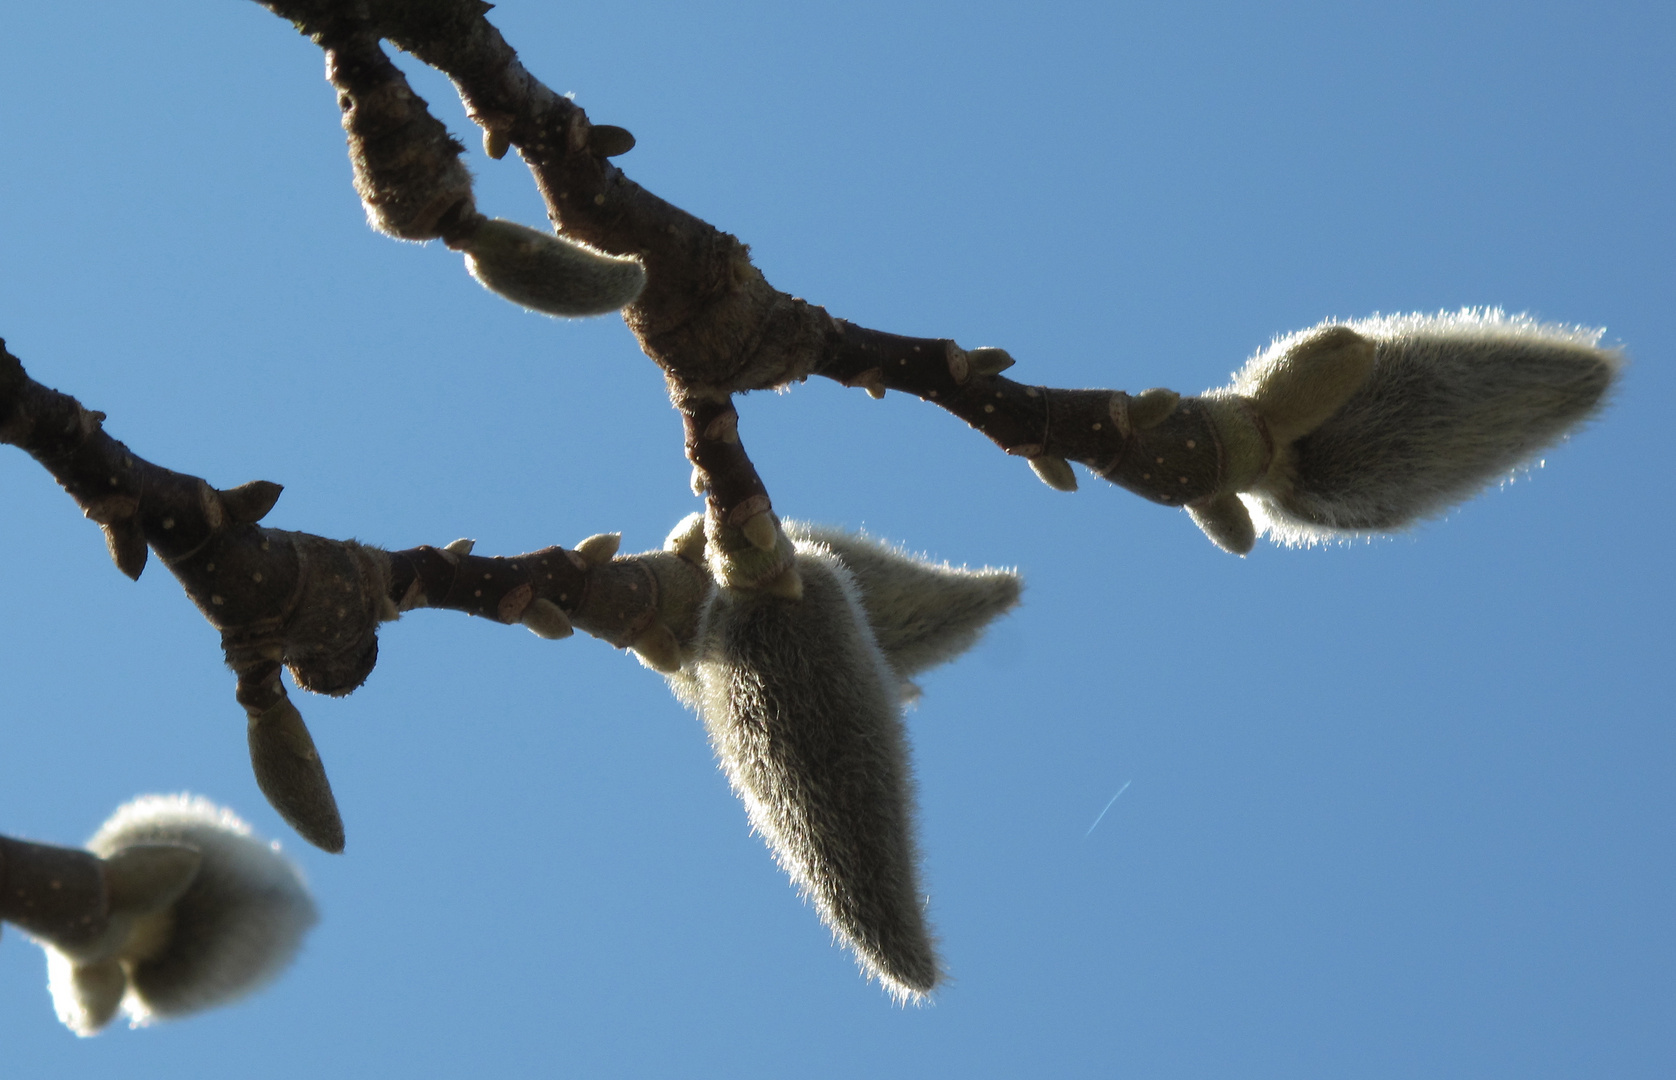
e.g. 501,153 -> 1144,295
458,218 -> 646,317
1223,310 -> 1621,545
41,795 -> 316,1035
781,523 -> 1021,687
675,551 -> 938,1001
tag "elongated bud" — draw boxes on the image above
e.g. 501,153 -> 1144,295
780,523 -> 1021,681
680,552 -> 938,1001
586,124 -> 636,158
1230,310 -> 1621,544
247,697 -> 344,854
966,347 -> 1016,376
1027,454 -> 1078,492
459,218 -> 646,317
520,597 -> 574,640
41,795 -> 318,1032
102,518 -> 148,581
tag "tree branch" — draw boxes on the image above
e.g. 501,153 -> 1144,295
0,341 -> 701,850
249,0 -> 1258,527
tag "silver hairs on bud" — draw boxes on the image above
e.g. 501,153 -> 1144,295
45,795 -> 317,1034
676,551 -> 939,1002
781,522 -> 1021,686
459,218 -> 646,317
1230,309 -> 1621,545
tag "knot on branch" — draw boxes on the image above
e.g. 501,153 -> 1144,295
629,237 -> 833,394
214,533 -> 396,698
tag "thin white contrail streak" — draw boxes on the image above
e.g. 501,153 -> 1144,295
1084,780 -> 1132,837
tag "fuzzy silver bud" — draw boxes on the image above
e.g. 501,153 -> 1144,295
1229,310 -> 1621,544
460,218 -> 646,317
43,795 -> 316,1035
675,552 -> 938,1001
781,523 -> 1021,683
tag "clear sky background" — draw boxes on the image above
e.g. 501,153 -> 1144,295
2,2 -> 1671,1077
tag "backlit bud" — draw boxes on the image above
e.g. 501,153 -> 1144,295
1229,310 -> 1621,544
459,218 -> 646,317
46,795 -> 318,1032
678,552 -> 938,1001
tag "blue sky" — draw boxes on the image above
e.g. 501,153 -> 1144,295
2,1 -> 1671,1076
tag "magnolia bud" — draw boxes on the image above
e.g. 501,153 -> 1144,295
247,696 -> 344,854
1229,310 -> 1621,544
39,795 -> 318,1033
459,218 -> 646,317
781,522 -> 1021,682
679,552 -> 939,1001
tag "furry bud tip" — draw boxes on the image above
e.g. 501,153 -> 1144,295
460,218 -> 646,317
246,697 -> 345,853
1228,309 -> 1621,545
42,795 -> 318,1034
679,552 -> 939,1000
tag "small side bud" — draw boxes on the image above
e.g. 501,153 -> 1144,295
1244,324 -> 1377,442
102,518 -> 148,581
53,958 -> 126,1036
247,697 -> 345,854
482,127 -> 511,159
703,410 -> 740,444
945,342 -> 970,385
587,124 -> 636,157
741,512 -> 780,552
1129,388 -> 1181,429
218,480 -> 284,525
443,537 -> 476,556
846,367 -> 887,399
460,218 -> 646,317
1027,454 -> 1078,492
630,621 -> 683,673
520,597 -> 574,640
1186,493 -> 1257,555
573,532 -> 621,566
1108,392 -> 1133,438
664,513 -> 708,564
966,347 -> 1016,376
706,504 -> 796,591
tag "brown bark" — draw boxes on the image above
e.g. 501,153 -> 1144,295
0,835 -> 109,954
253,0 -> 1259,515
0,340 -> 683,850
